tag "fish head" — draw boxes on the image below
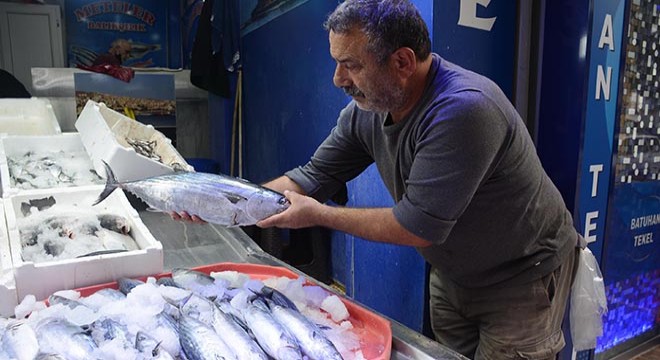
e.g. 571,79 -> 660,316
245,192 -> 290,222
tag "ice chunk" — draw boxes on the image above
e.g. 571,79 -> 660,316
157,283 -> 191,304
211,270 -> 250,288
230,288 -> 252,310
15,295 -> 40,319
51,289 -> 80,301
282,276 -> 306,306
243,279 -> 264,293
64,305 -> 99,326
321,295 -> 350,322
263,275 -> 291,290
303,285 -> 329,308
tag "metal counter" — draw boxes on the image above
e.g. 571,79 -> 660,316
138,210 -> 468,360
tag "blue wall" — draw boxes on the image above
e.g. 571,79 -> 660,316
536,0 -> 591,215
535,1 -> 591,358
241,2 -> 344,184
433,0 -> 516,97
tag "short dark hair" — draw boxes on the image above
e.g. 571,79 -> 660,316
324,0 -> 432,64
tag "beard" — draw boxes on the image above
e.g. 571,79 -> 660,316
342,75 -> 407,114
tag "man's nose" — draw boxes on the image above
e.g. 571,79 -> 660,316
333,65 -> 350,88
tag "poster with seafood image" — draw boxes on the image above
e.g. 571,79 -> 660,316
66,0 -> 169,68
74,72 -> 176,142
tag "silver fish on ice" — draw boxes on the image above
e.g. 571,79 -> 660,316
267,300 -> 343,359
94,161 -> 290,227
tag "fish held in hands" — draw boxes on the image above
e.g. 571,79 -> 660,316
93,161 -> 290,227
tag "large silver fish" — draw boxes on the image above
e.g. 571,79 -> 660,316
244,298 -> 303,360
267,300 -> 344,360
183,294 -> 269,360
178,313 -> 237,360
1,321 -> 39,360
35,318 -> 99,360
94,161 -> 289,227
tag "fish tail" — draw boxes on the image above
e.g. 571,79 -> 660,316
93,161 -> 120,206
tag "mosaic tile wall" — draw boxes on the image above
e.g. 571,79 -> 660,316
596,270 -> 660,353
615,0 -> 660,184
598,0 -> 660,356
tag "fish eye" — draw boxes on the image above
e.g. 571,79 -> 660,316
278,197 -> 290,206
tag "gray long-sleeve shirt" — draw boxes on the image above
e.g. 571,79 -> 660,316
286,54 -> 576,288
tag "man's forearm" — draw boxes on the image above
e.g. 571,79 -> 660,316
258,180 -> 431,248
262,176 -> 306,195
315,205 -> 432,248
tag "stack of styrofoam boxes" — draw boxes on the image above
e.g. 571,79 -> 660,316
4,188 -> 163,302
0,98 -> 167,308
0,97 -> 62,315
75,100 -> 193,182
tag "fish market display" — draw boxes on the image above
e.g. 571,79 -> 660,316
1,269 -> 365,360
8,150 -> 103,190
18,204 -> 138,262
94,161 -> 290,227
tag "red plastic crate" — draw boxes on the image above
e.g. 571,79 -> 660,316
77,262 -> 392,360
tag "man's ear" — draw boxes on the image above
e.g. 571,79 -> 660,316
390,47 -> 417,78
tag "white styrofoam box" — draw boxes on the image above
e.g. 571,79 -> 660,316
0,204 -> 18,317
4,186 -> 163,302
0,133 -> 104,198
75,100 -> 193,182
0,98 -> 62,136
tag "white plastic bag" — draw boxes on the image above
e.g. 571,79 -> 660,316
570,247 -> 608,351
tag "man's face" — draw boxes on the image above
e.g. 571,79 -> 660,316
329,30 -> 406,113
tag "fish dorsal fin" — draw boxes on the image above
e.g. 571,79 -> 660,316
220,191 -> 247,204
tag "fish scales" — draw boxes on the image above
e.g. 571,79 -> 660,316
35,318 -> 99,360
244,299 -> 303,360
183,293 -> 269,360
178,314 -> 237,360
269,302 -> 344,360
94,162 -> 289,227
212,307 -> 269,360
1,322 -> 39,360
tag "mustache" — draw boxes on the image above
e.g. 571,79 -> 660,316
342,86 -> 365,97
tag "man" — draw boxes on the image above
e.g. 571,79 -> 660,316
176,1 -> 580,358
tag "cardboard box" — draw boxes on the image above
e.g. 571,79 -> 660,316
0,204 -> 18,317
74,100 -> 193,182
3,186 -> 163,302
0,98 -> 62,136
0,133 -> 104,198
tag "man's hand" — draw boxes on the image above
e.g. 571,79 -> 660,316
169,211 -> 207,224
257,190 -> 323,229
